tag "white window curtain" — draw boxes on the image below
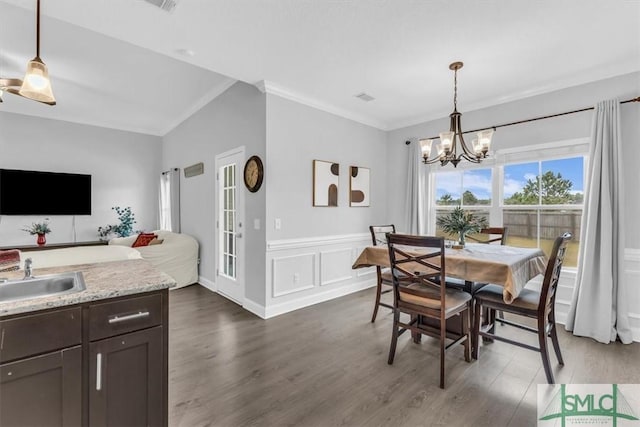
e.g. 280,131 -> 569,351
565,99 -> 632,344
159,168 -> 181,233
404,140 -> 429,234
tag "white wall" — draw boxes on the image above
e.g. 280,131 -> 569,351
0,112 -> 162,246
385,71 -> 640,340
162,82 -> 266,306
261,94 -> 388,317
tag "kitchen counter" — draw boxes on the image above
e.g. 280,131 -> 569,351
0,258 -> 176,317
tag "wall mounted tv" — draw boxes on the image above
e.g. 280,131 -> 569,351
0,169 -> 91,215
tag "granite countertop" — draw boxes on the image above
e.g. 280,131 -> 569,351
0,259 -> 176,317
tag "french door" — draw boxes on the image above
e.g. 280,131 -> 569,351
215,148 -> 245,304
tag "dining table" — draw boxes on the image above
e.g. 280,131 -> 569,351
352,242 -> 547,304
352,242 -> 548,354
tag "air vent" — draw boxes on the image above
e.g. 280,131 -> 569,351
143,0 -> 179,12
355,92 -> 375,102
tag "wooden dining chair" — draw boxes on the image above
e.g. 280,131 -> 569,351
386,233 -> 471,389
466,227 -> 508,245
368,225 -> 396,322
472,232 -> 572,384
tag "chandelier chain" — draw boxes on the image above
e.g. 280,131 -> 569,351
453,67 -> 458,110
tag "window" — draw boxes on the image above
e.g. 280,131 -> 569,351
434,168 -> 491,239
430,143 -> 586,267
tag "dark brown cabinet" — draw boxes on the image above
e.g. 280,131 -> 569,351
0,289 -> 168,427
0,346 -> 82,427
89,327 -> 163,427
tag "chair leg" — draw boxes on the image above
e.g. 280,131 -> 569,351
440,316 -> 446,389
472,299 -> 482,360
538,319 -> 555,384
497,310 -> 505,324
462,308 -> 471,363
371,277 -> 382,323
388,309 -> 400,365
489,308 -> 497,334
549,321 -> 564,366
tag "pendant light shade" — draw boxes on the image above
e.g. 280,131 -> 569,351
0,0 -> 56,106
18,57 -> 55,105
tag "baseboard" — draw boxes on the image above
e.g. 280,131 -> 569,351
198,276 -> 216,292
243,298 -> 267,319
264,279 -> 376,318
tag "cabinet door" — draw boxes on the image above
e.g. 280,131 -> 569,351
0,346 -> 82,427
89,326 -> 163,427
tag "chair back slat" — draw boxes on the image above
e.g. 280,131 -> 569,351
386,233 -> 446,309
369,224 -> 396,246
538,232 -> 572,314
467,227 -> 508,245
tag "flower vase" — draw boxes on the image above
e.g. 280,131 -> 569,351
36,233 -> 46,246
458,231 -> 466,247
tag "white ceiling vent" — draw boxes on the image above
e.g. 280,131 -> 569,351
143,0 -> 180,13
355,92 -> 375,102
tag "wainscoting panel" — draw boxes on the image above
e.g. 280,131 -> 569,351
272,253 -> 316,298
320,248 -> 356,286
265,233 -> 376,318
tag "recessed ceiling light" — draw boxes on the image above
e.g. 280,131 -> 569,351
176,48 -> 196,57
355,92 -> 375,102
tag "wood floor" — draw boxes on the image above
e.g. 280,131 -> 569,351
168,285 -> 640,427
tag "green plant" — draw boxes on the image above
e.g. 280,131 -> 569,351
22,219 -> 52,235
98,206 -> 136,239
436,207 -> 488,245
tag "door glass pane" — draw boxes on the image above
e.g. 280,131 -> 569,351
220,163 -> 237,279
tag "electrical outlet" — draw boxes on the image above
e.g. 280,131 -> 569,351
275,218 -> 281,230
293,273 -> 300,283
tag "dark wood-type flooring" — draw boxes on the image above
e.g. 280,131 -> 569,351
169,285 -> 640,427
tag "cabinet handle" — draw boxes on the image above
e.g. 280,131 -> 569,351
96,353 -> 102,391
108,311 -> 150,324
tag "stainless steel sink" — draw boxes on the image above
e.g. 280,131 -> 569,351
0,272 -> 86,303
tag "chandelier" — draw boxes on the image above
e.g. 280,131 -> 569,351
419,62 -> 492,167
0,0 -> 56,105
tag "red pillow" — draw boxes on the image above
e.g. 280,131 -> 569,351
132,233 -> 157,248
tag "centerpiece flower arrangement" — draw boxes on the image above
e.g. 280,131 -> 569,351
436,207 -> 488,247
22,219 -> 52,246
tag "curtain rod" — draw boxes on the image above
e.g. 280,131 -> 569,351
161,168 -> 179,175
405,96 -> 640,144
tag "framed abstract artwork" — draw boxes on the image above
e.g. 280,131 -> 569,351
349,166 -> 370,207
313,160 -> 339,207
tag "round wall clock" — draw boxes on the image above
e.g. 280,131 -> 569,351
243,155 -> 264,192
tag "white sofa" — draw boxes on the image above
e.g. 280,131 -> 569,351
109,230 -> 199,288
18,231 -> 199,289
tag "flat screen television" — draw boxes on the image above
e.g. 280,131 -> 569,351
0,169 -> 91,215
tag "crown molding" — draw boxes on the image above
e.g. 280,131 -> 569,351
387,63 -> 640,132
160,77 -> 237,136
255,80 -> 388,131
